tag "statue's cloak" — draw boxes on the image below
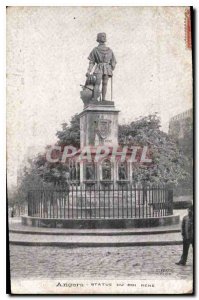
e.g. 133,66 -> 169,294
88,45 -> 117,76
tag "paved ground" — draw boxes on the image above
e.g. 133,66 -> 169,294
9,211 -> 193,281
9,245 -> 193,280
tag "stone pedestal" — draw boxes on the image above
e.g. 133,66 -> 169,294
79,101 -> 119,148
79,101 -> 120,185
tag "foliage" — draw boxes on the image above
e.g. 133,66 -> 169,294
56,113 -> 80,148
33,152 -> 70,185
119,114 -> 189,184
29,114 -> 81,185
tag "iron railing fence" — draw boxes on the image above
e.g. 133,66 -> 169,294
27,184 -> 173,219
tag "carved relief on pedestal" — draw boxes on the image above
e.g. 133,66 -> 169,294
94,116 -> 112,145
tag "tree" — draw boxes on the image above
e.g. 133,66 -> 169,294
119,114 -> 189,185
56,113 -> 80,148
29,114 -> 81,185
33,152 -> 70,185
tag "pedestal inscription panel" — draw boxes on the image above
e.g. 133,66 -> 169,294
79,103 -> 119,148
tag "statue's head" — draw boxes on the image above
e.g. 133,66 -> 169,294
96,32 -> 106,43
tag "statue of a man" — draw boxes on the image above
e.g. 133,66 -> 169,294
86,164 -> 95,180
86,32 -> 116,101
119,163 -> 127,180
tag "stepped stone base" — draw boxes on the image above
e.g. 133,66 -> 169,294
21,215 -> 179,229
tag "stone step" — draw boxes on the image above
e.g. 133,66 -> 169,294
9,222 -> 181,236
9,231 -> 182,247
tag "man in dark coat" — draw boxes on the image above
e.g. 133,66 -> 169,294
176,206 -> 193,266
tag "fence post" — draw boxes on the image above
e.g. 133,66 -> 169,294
27,192 -> 29,216
167,185 -> 173,215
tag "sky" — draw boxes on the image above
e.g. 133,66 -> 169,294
7,6 -> 192,187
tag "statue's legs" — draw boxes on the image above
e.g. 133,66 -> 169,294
93,73 -> 109,101
102,75 -> 109,101
93,73 -> 102,101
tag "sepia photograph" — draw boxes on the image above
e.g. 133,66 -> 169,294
6,5 -> 193,294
